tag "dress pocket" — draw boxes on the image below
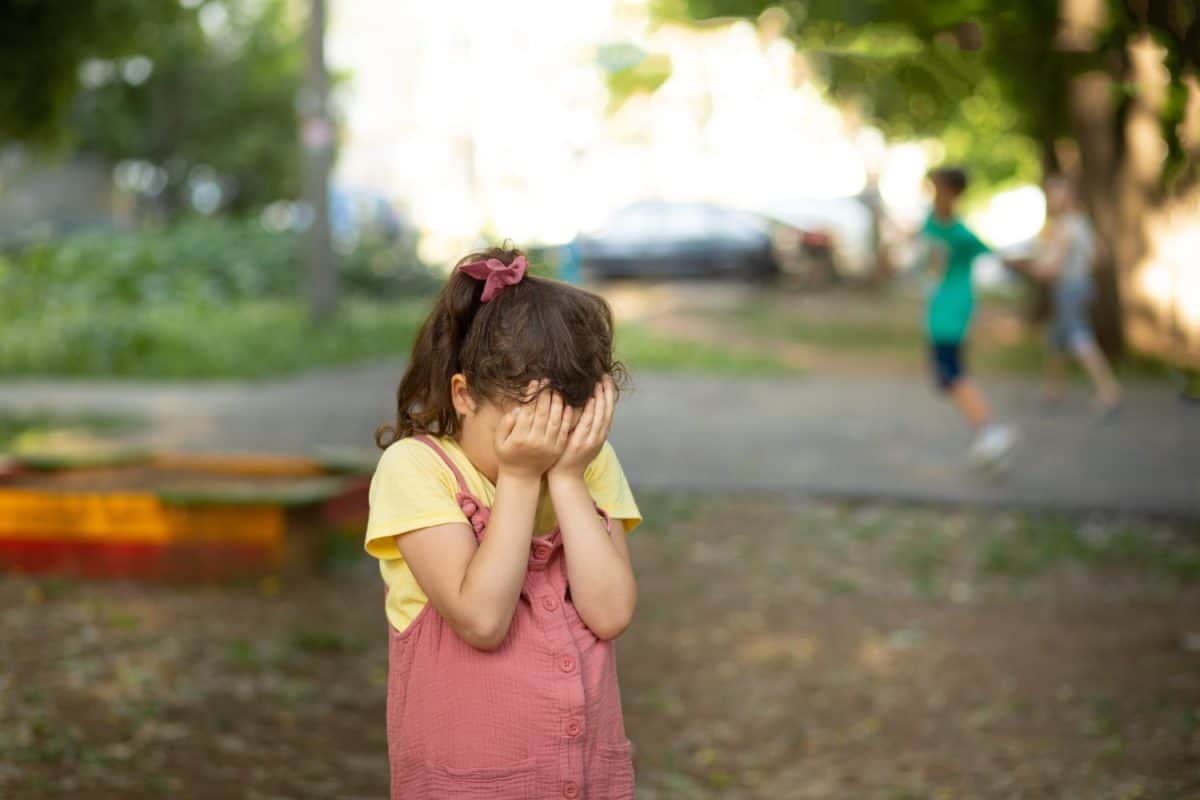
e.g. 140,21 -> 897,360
427,756 -> 537,799
592,739 -> 636,800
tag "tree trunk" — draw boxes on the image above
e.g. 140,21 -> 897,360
302,0 -> 337,323
1118,37 -> 1200,371
1064,67 -> 1126,358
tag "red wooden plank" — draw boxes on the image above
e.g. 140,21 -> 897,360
320,478 -> 370,526
0,538 -> 277,580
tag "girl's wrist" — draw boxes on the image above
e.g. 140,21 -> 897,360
496,468 -> 545,490
546,467 -> 586,488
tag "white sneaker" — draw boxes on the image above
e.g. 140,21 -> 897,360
968,424 -> 1016,469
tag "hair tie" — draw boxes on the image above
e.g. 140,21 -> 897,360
459,255 -> 528,303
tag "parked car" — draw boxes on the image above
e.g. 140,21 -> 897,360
761,195 -> 876,281
577,202 -> 779,280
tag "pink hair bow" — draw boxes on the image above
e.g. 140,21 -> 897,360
459,255 -> 528,303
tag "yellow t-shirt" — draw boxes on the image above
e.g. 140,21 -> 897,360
364,436 -> 641,633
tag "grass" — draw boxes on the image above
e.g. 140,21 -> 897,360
0,299 -> 431,380
630,491 -> 706,537
616,324 -> 795,375
974,333 -> 1172,381
834,505 -> 1200,597
290,628 -> 353,655
978,514 -> 1200,582
895,536 -> 950,596
709,288 -> 1171,381
0,297 -> 793,380
724,304 -> 921,352
0,412 -> 139,450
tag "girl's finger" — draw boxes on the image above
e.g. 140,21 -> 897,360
565,399 -> 590,449
531,381 -> 552,435
602,377 -> 616,432
587,382 -> 607,446
573,396 -> 596,446
555,405 -> 573,450
517,380 -> 541,437
544,391 -> 564,445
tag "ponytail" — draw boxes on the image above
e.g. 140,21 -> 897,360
375,247 -> 516,447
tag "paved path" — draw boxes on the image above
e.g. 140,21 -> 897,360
2,363 -> 1197,517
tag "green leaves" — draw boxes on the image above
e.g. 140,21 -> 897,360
667,1 -> 1055,194
0,0 -> 180,145
69,0 -> 306,213
0,217 -> 438,378
0,0 -> 307,211
598,44 -> 674,110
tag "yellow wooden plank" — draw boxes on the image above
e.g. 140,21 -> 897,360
0,489 -> 284,545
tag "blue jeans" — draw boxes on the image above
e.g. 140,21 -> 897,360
1050,276 -> 1096,354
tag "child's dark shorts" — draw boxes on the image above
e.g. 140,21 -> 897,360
929,340 -> 965,391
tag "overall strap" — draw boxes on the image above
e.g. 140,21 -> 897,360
413,434 -> 470,495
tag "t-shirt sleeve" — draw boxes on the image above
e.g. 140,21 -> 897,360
364,438 -> 469,561
960,224 -> 990,260
584,441 -> 641,533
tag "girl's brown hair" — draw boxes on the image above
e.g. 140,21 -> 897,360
376,245 -> 626,448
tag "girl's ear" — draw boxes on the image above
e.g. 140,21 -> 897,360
449,373 -> 477,419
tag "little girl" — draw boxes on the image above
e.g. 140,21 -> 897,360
365,246 -> 642,799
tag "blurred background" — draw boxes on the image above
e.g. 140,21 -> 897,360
0,1 -> 1198,798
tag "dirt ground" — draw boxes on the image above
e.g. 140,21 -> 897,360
1,495 -> 1198,799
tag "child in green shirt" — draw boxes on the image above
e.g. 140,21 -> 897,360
920,167 -> 1015,468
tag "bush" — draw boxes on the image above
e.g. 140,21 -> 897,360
0,299 -> 430,379
0,217 -> 440,316
0,218 -> 442,378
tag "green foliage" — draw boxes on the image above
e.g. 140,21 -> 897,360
2,220 -> 299,311
0,0 -> 180,144
599,45 -> 674,109
0,0 -> 306,212
0,218 -> 800,379
676,0 -> 1197,194
69,0 -> 306,213
0,218 -> 437,315
0,299 -> 429,379
0,218 -> 440,378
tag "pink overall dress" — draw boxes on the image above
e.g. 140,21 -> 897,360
386,435 -> 635,799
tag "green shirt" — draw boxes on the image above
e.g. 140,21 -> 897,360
921,214 -> 989,343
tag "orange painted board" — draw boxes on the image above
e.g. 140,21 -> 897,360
150,453 -> 329,477
0,489 -> 284,544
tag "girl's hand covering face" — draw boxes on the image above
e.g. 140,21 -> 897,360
549,376 -> 616,480
494,380 -> 572,479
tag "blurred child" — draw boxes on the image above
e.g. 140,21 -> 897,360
920,167 -> 1015,467
1034,175 -> 1122,414
365,246 -> 641,799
